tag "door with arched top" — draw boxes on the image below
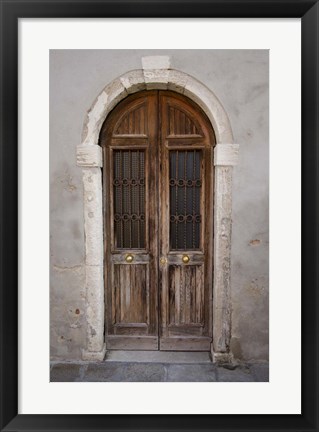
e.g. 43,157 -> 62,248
100,90 -> 215,351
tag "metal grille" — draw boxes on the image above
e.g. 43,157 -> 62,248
169,150 -> 202,250
113,150 -> 145,249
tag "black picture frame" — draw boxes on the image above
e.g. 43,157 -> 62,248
1,1 -> 318,431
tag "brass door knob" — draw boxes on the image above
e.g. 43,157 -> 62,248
182,254 -> 190,264
160,257 -> 167,265
125,254 -> 134,263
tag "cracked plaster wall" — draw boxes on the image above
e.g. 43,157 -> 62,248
50,49 -> 268,361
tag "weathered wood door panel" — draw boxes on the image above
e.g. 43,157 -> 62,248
101,92 -> 158,350
101,91 -> 214,351
159,92 -> 214,351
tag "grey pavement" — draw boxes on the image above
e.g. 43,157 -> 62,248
50,356 -> 268,382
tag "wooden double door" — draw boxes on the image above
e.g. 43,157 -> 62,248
101,90 -> 215,351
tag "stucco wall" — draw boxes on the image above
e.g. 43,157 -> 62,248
50,49 -> 269,361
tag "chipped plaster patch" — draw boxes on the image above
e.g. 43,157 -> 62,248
249,239 -> 261,246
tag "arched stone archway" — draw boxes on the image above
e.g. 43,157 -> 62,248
76,56 -> 239,363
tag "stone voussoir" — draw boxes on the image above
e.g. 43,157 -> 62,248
167,69 -> 189,92
82,79 -> 127,146
120,70 -> 146,94
143,69 -> 169,90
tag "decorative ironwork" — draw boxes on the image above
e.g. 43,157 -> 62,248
169,150 -> 202,250
113,179 -> 145,186
113,150 -> 145,249
114,214 -> 145,221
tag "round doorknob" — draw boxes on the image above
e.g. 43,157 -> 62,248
160,257 -> 167,265
125,254 -> 134,263
182,254 -> 190,264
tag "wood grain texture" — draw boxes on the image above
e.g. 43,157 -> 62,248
168,265 -> 204,326
113,264 -> 147,324
114,102 -> 147,136
167,105 -> 202,136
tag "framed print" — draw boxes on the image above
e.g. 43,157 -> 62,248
0,0 -> 318,431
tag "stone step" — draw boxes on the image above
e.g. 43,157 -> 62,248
104,350 -> 212,363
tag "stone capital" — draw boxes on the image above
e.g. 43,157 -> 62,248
77,145 -> 103,168
214,144 -> 239,166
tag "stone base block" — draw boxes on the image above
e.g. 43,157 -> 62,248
82,343 -> 106,361
211,349 -> 234,365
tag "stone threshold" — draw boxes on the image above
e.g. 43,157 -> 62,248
104,350 -> 212,363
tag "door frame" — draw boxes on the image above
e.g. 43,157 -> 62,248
76,56 -> 239,363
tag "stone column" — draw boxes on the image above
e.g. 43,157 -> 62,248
212,144 -> 239,363
77,145 -> 106,361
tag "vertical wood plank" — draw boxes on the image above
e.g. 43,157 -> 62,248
195,266 -> 201,323
185,116 -> 191,135
192,123 -> 196,134
180,111 -> 186,134
180,267 -> 185,324
119,264 -> 124,322
130,265 -> 147,323
185,266 -> 191,324
126,114 -> 129,134
168,266 -> 175,325
140,265 -> 147,323
175,108 -> 181,135
140,106 -> 145,135
120,264 -> 131,322
146,261 -> 150,327
169,107 -> 174,135
189,265 -> 196,323
113,264 -> 119,325
133,107 -> 138,134
130,264 -> 136,322
175,266 -> 181,324
129,111 -> 134,134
